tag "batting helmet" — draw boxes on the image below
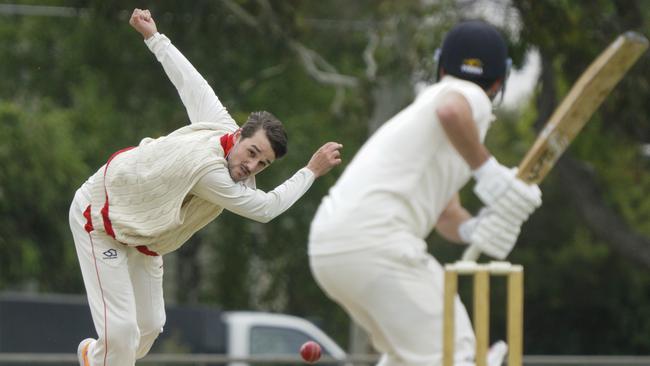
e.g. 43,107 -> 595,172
436,20 -> 510,90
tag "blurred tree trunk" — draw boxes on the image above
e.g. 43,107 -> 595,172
557,156 -> 650,267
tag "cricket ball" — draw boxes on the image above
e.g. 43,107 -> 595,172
300,340 -> 322,363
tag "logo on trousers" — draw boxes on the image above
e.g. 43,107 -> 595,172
102,249 -> 118,259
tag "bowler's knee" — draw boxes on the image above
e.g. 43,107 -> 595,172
107,320 -> 140,355
139,311 -> 166,339
136,315 -> 165,358
136,327 -> 163,359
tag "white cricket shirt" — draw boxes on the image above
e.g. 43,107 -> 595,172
309,76 -> 494,255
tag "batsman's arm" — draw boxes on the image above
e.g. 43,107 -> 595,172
436,91 -> 491,170
130,9 -> 235,127
436,194 -> 473,244
436,90 -> 540,261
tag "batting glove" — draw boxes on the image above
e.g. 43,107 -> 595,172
473,157 -> 542,222
458,208 -> 489,243
470,210 -> 522,260
472,157 -> 515,206
459,207 -> 524,260
491,178 -> 542,222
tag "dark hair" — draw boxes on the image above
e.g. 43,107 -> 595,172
241,111 -> 288,159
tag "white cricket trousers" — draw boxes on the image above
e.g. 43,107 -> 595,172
309,243 -> 476,366
69,186 -> 166,366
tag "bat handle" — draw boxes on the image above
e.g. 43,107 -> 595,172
461,245 -> 481,261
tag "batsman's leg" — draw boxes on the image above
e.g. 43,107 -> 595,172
310,242 -> 476,366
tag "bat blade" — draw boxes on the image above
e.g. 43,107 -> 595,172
462,32 -> 648,262
517,31 -> 649,184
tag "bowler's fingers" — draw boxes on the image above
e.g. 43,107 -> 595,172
130,8 -> 152,24
141,9 -> 152,22
323,142 -> 343,153
323,142 -> 343,164
129,9 -> 139,25
331,153 -> 342,165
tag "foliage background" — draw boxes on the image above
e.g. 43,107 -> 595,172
1,0 -> 649,355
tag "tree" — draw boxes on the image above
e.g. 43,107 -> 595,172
2,0 -> 650,355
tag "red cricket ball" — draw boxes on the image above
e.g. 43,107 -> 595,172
300,340 -> 322,363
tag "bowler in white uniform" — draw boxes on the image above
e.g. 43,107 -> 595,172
71,9 -> 343,366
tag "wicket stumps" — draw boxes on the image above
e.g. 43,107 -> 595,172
443,261 -> 524,366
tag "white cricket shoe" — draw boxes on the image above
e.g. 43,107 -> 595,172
77,338 -> 94,366
487,340 -> 508,366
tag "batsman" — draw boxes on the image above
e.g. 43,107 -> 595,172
308,20 -> 542,366
70,8 -> 342,366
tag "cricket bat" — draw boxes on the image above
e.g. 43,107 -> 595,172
463,31 -> 649,262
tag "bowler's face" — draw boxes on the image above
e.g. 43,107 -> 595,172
227,129 -> 276,182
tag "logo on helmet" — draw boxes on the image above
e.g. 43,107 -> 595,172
460,58 -> 484,76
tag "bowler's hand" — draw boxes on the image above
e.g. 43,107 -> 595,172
307,142 -> 343,178
129,8 -> 157,40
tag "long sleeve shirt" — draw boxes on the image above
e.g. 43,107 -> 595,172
82,33 -> 315,255
144,32 -> 315,224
